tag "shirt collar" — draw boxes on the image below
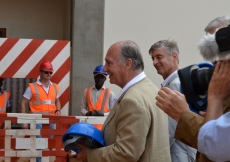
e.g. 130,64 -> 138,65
161,70 -> 178,87
37,80 -> 53,86
93,85 -> 106,90
114,71 -> 146,101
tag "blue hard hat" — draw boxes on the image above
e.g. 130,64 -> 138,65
62,122 -> 105,153
197,62 -> 214,68
93,65 -> 108,76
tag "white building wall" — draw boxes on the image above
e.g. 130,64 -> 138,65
104,0 -> 230,94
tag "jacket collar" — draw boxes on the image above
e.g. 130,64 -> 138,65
113,72 -> 146,103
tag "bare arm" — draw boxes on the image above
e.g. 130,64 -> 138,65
20,97 -> 29,129
80,91 -> 88,115
55,98 -> 61,116
20,97 -> 29,113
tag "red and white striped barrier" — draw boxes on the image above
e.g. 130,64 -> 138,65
0,38 -> 70,115
0,113 -> 107,162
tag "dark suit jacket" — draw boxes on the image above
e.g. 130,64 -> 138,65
88,77 -> 171,162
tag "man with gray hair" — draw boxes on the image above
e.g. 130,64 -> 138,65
72,40 -> 171,162
149,40 -> 196,162
155,16 -> 230,162
204,15 -> 230,34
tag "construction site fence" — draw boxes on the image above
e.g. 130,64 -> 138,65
0,113 -> 107,162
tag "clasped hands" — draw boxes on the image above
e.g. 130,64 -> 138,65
67,143 -> 89,162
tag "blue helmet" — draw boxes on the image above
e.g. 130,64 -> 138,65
197,62 -> 213,68
62,122 -> 105,153
93,65 -> 108,76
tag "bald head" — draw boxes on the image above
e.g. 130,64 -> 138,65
104,40 -> 144,88
118,40 -> 144,71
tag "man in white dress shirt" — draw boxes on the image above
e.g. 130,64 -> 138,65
198,59 -> 230,161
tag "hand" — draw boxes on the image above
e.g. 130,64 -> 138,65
55,110 -> 61,116
208,60 -> 230,101
67,150 -> 77,158
199,111 -> 206,117
204,59 -> 230,122
155,87 -> 189,122
92,110 -> 104,116
85,111 -> 93,116
21,123 -> 28,129
75,143 -> 89,162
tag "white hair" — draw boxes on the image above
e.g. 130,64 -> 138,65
198,31 -> 230,62
205,16 -> 230,32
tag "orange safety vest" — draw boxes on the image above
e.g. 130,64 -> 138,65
0,90 -> 10,113
28,82 -> 59,115
84,87 -> 111,130
0,90 -> 10,127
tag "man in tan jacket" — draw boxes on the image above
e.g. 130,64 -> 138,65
73,40 -> 171,162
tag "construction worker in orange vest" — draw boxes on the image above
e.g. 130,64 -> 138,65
0,78 -> 12,129
20,60 -> 61,162
80,65 -> 115,130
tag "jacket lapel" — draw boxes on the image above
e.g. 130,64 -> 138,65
102,77 -> 146,131
102,90 -> 126,131
102,102 -> 117,131
165,73 -> 178,87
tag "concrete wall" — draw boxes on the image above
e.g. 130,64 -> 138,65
63,0 -> 72,40
71,0 -> 105,115
0,0 -> 68,40
103,0 -> 230,94
0,0 -> 71,114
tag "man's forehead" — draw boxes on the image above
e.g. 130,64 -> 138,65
105,54 -> 117,63
106,47 -> 120,58
152,48 -> 167,54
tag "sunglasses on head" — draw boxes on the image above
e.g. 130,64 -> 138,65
43,71 -> 53,75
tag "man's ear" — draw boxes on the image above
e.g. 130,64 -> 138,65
125,58 -> 133,70
172,53 -> 178,61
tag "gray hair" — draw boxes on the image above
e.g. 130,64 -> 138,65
119,40 -> 144,71
148,40 -> 179,63
205,16 -> 230,32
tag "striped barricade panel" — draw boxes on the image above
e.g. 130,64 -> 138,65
0,113 -> 79,162
0,38 -> 70,115
0,113 -> 107,161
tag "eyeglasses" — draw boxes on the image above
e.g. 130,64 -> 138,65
44,71 -> 53,75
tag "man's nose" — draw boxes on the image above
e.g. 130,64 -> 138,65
103,64 -> 108,72
153,59 -> 158,66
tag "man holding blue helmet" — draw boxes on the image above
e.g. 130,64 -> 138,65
62,123 -> 104,151
67,40 -> 171,162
